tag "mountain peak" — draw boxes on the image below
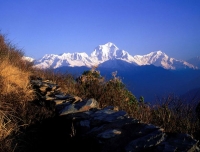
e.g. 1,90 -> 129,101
152,50 -> 166,55
187,56 -> 200,69
22,56 -> 34,62
156,50 -> 164,54
103,42 -> 117,48
145,50 -> 168,58
34,43 -> 197,70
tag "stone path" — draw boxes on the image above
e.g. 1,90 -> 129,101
30,78 -> 200,152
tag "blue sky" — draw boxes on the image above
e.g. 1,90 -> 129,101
0,0 -> 200,60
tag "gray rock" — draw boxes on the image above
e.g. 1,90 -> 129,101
55,94 -> 82,103
59,98 -> 98,116
125,128 -> 165,151
31,80 -> 43,86
71,96 -> 82,103
87,118 -> 138,135
55,94 -> 72,100
30,78 -> 200,152
97,129 -> 121,139
82,98 -> 99,108
54,100 -> 68,105
91,109 -> 127,124
155,133 -> 199,152
45,95 -> 55,100
59,104 -> 77,116
80,120 -> 90,128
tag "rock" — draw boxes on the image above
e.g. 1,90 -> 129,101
55,94 -> 82,103
45,95 -> 55,100
55,94 -> 72,100
54,100 -> 69,106
125,128 -> 165,151
29,78 -> 200,152
80,120 -> 90,128
39,86 -> 48,92
155,133 -> 199,152
97,129 -> 121,139
71,96 -> 82,104
31,79 -> 43,86
103,106 -> 119,111
78,98 -> 99,111
59,98 -> 99,116
90,109 -> 127,126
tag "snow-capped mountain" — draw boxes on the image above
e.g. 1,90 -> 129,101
90,42 -> 137,63
22,56 -> 35,62
187,56 -> 200,69
35,52 -> 93,69
34,42 -> 197,70
133,51 -> 196,70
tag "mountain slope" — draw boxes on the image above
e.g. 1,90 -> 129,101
91,42 -> 137,63
22,56 -> 35,62
34,52 -> 93,69
133,51 -> 195,69
187,56 -> 200,69
55,64 -> 200,103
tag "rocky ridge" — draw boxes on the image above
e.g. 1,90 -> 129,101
30,78 -> 200,152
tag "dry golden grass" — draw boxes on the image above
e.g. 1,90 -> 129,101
0,33 -> 200,151
0,59 -> 34,97
0,34 -> 38,151
0,60 -> 35,145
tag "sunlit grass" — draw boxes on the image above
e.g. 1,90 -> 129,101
0,33 -> 199,151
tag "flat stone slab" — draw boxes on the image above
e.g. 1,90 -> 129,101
125,128 -> 165,151
155,133 -> 199,152
90,109 -> 127,125
59,98 -> 98,116
97,129 -> 121,139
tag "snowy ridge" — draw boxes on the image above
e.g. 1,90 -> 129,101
34,42 -> 197,70
22,56 -> 35,62
187,56 -> 200,69
133,51 -> 195,69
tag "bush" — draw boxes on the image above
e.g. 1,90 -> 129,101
74,69 -> 139,110
0,32 -> 200,150
151,96 -> 200,135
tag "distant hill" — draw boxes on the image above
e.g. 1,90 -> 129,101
55,62 -> 200,104
30,42 -> 200,104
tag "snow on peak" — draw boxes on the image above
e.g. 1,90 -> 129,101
147,50 -> 167,57
104,42 -> 118,48
22,56 -> 34,62
34,43 -> 197,70
156,50 -> 164,55
91,42 -> 131,61
187,56 -> 200,69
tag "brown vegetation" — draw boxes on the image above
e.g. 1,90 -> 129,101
0,33 -> 199,151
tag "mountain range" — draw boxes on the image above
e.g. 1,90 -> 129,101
33,42 -> 199,70
25,42 -> 200,104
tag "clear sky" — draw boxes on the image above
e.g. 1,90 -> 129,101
0,0 -> 200,60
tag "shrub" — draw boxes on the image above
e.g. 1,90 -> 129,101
151,96 -> 200,135
1,32 -> 200,150
74,69 -> 139,110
